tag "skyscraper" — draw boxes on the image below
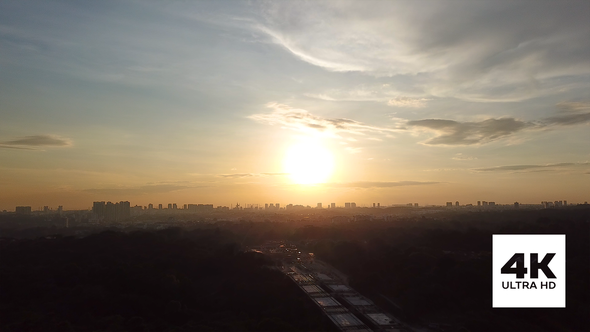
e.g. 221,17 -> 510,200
93,201 -> 106,218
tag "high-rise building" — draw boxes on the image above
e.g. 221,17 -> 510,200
564,200 -> 567,206
446,202 -> 453,207
15,206 -> 31,214
100,201 -> 130,221
351,202 -> 356,208
414,203 -> 418,207
345,202 -> 351,208
173,203 -> 177,209
148,203 -> 154,210
183,204 -> 187,210
57,206 -> 63,215
373,203 -> 376,208
477,201 -> 481,206
317,203 -> 322,208
158,204 -> 163,210
168,203 -> 172,209
131,205 -> 143,216
93,201 -> 106,218
378,203 -> 380,208
276,203 -> 280,209
455,201 -> 459,206
331,203 -> 336,208
265,203 -> 269,210
44,206 -> 50,213
187,204 -> 214,212
514,202 -> 520,208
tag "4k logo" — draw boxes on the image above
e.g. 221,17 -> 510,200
501,253 -> 556,279
493,235 -> 565,308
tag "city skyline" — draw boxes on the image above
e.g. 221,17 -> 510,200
9,197 -> 583,213
1,1 -> 589,210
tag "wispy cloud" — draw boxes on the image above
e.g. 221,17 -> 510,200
556,102 -> 590,112
219,172 -> 289,178
256,2 -> 590,101
452,153 -> 478,161
83,184 -> 193,195
388,97 -> 429,108
473,162 -> 589,172
403,102 -> 590,146
306,88 -> 430,108
406,118 -> 529,145
345,147 -> 362,154
0,135 -> 72,149
248,103 -> 399,139
540,102 -> 590,126
220,173 -> 254,178
324,181 -> 440,188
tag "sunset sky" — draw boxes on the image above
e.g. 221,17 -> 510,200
1,1 -> 589,210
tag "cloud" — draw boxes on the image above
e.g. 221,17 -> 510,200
387,97 -> 429,108
220,172 -> 289,178
473,162 -> 589,172
406,118 -> 529,145
249,103 -> 399,139
305,87 -> 429,108
325,181 -> 440,188
256,2 -> 590,101
83,184 -> 192,195
251,101 -> 589,147
541,112 -> 590,126
556,102 -> 590,112
345,147 -> 362,154
0,145 -> 37,150
540,102 -> 590,126
452,153 -> 477,161
220,173 -> 254,178
403,101 -> 590,145
0,135 -> 72,149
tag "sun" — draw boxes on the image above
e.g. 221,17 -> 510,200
283,141 -> 334,185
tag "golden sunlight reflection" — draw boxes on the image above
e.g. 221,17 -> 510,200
283,140 -> 334,185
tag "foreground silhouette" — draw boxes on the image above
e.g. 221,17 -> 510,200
0,229 -> 332,331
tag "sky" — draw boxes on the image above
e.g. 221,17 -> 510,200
1,0 -> 589,210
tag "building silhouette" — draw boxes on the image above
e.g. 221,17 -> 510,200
93,201 -> 130,221
16,206 -> 31,214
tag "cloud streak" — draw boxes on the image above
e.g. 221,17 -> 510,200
473,162 -> 589,172
256,2 -> 590,101
404,102 -> 590,145
219,172 -> 289,178
324,181 -> 440,188
406,118 -> 530,145
83,184 -> 193,196
0,135 -> 72,149
249,103 -> 399,139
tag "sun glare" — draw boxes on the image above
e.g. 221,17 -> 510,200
284,141 -> 334,185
